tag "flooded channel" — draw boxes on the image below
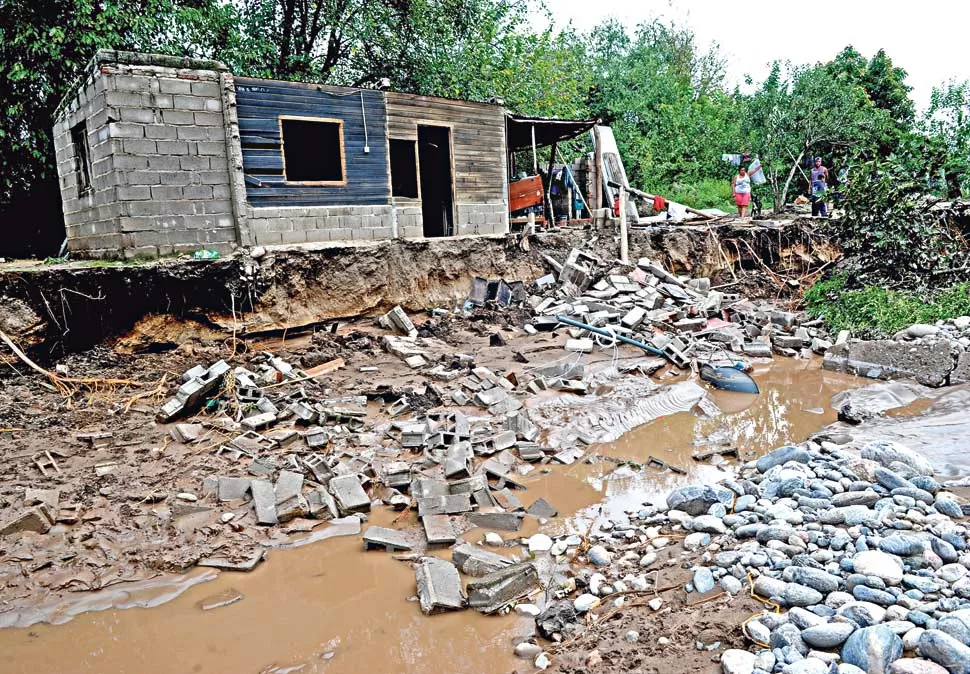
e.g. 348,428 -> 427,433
0,359 -> 872,674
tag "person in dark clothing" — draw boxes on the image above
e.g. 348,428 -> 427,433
810,174 -> 828,217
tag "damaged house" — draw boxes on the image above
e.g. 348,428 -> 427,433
52,51 -> 595,259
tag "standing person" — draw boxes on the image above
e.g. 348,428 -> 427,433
811,157 -> 829,186
810,172 -> 828,217
732,165 -> 752,218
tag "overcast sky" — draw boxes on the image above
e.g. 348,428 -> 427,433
547,0 -> 969,111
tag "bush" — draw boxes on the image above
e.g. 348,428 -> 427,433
665,178 -> 736,213
805,274 -> 970,336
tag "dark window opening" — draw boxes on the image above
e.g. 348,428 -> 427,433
390,139 -> 419,198
70,122 -> 92,193
280,118 -> 343,183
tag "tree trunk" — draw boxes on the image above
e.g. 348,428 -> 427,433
778,150 -> 805,212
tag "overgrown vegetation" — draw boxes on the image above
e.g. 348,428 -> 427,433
805,275 -> 970,337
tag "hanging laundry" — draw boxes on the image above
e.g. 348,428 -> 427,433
653,195 -> 667,212
722,153 -> 742,167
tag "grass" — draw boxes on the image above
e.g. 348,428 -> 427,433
804,275 -> 970,336
664,178 -> 737,214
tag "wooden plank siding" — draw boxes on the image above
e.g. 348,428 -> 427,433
385,93 -> 507,207
235,77 -> 390,208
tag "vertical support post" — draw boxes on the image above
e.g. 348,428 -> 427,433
530,125 -> 538,175
527,210 -> 535,236
592,125 -> 603,210
619,185 -> 629,264
545,142 -> 557,226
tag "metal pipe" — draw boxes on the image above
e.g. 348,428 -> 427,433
555,315 -> 667,359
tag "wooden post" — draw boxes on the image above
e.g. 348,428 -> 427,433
545,142 -> 557,226
530,125 -> 538,175
619,185 -> 629,264
592,125 -> 603,211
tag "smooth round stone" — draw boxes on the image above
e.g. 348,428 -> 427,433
841,625 -> 903,672
528,534 -> 553,553
550,541 -> 568,556
588,545 -> 613,566
880,535 -> 926,557
625,630 -> 640,643
826,592 -> 855,609
783,567 -> 841,594
788,607 -> 825,630
853,550 -> 905,585
747,619 -> 771,644
720,575 -> 743,595
783,658 -> 828,674
693,515 -> 727,535
639,552 -> 658,568
937,610 -> 970,645
721,648 -> 757,674
573,594 -> 599,613
902,626 -> 925,650
934,497 -> 963,518
930,538 -> 958,564
801,622 -> 856,649
736,495 -> 757,511
514,603 -> 541,617
918,629 -> 970,673
694,567 -> 716,594
838,601 -> 888,627
484,532 -> 504,546
784,583 -> 824,607
514,642 -> 542,659
938,564 -> 968,584
888,658 -> 950,674
854,585 -> 897,606
684,532 -> 712,550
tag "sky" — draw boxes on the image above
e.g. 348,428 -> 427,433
547,0 -> 969,111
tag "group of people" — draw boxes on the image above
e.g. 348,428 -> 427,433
730,157 -> 836,218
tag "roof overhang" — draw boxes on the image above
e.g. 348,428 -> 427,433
505,114 -> 599,152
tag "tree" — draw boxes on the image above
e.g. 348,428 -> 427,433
585,20 -> 738,192
921,81 -> 970,197
741,62 -> 888,212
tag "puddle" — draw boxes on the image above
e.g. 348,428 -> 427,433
0,358 -> 868,674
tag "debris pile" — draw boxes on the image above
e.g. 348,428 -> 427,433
514,248 -> 833,369
518,436 -> 970,674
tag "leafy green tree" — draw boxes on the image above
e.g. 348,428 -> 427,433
921,81 -> 970,197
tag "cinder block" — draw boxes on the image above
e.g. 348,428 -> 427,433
196,141 -> 227,156
153,93 -> 174,108
108,122 -> 145,139
105,90 -> 151,108
149,185 -> 184,200
158,78 -> 193,95
118,185 -> 151,200
255,231 -> 284,245
190,81 -> 220,97
172,94 -> 206,110
119,108 -> 158,124
328,228 -> 353,241
125,170 -> 161,185
159,171 -> 193,186
179,155 -> 210,170
155,140 -> 189,155
123,138 -> 157,155
198,170 -> 230,184
146,155 -> 181,171
176,125 -> 221,141
202,199 -> 232,214
193,112 -> 222,126
281,230 -> 308,244
182,185 -> 213,200
144,125 -> 178,140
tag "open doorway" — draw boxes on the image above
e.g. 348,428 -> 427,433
418,125 -> 454,237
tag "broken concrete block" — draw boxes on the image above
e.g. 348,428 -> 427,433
329,474 -> 371,514
412,476 -> 450,499
773,334 -> 806,350
474,387 -> 508,408
452,543 -> 513,577
823,339 -> 954,387
467,562 -> 540,613
404,355 -> 428,369
363,526 -> 412,551
443,442 -> 472,479
0,505 -> 53,536
417,493 -> 472,517
422,515 -> 456,545
307,488 -> 339,519
288,401 -> 319,425
526,498 -> 558,519
274,470 -> 306,522
218,476 -> 252,502
491,430 -> 517,451
742,342 -> 774,358
250,479 -> 278,525
303,454 -> 332,484
170,423 -> 204,444
415,557 -> 466,614
621,306 -> 646,329
380,305 -> 417,337
467,509 -> 524,532
564,338 -> 594,353
241,412 -> 277,431
492,488 -> 523,512
517,443 -> 544,462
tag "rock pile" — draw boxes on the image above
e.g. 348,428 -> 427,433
526,437 -> 970,674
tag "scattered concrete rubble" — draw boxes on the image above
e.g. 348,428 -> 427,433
522,433 -> 970,674
825,317 -> 970,388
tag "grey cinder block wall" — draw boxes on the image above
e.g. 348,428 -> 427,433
53,51 -> 510,258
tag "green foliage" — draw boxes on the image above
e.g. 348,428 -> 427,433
921,81 -> 970,197
805,275 -> 970,336
829,155 -> 965,286
664,179 -> 735,213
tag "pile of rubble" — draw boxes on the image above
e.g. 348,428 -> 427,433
517,437 -> 970,674
514,248 -> 834,368
825,318 -> 970,389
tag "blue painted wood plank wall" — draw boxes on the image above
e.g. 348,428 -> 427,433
235,77 -> 390,208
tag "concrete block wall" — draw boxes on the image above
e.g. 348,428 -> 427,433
454,203 -> 509,237
53,69 -> 120,256
53,52 -> 238,258
246,205 -> 395,245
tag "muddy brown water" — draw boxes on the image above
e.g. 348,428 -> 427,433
0,360 -> 876,674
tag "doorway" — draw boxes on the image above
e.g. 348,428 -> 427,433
417,125 -> 454,237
